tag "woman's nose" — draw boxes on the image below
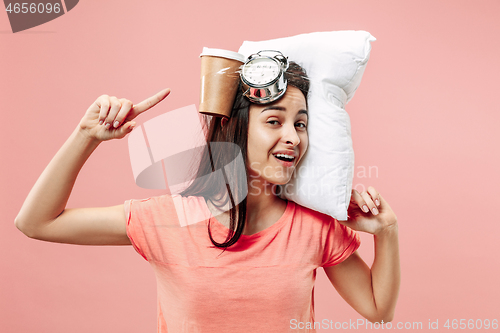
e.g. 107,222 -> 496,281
282,124 -> 300,146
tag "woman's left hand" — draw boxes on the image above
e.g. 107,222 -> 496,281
338,187 -> 397,235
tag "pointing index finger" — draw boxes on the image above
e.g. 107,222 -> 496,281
132,88 -> 171,115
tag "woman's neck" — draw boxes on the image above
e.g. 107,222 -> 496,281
245,180 -> 286,226
205,181 -> 287,235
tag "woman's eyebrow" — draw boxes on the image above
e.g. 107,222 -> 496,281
261,106 -> 308,117
261,106 -> 286,113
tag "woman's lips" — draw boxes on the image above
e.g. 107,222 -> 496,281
273,154 -> 295,167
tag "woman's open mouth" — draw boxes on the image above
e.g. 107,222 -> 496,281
272,153 -> 296,167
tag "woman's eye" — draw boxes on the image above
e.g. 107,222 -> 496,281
295,122 -> 307,129
267,120 -> 280,125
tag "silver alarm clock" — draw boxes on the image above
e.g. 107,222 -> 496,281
240,50 -> 289,104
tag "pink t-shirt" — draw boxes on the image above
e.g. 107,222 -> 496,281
124,194 -> 360,333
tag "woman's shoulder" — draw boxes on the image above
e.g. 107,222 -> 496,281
126,194 -> 210,227
292,201 -> 336,222
290,201 -> 348,234
126,194 -> 207,216
291,202 -> 356,243
127,193 -> 204,205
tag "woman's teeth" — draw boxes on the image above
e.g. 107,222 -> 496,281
274,154 -> 294,161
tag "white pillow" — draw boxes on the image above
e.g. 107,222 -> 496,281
238,31 -> 375,221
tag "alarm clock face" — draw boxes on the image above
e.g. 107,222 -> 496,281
242,57 -> 281,86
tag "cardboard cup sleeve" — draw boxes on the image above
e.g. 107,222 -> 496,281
199,48 -> 246,118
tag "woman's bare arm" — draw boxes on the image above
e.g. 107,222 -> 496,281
15,89 -> 170,245
324,188 -> 400,323
15,126 -> 131,245
324,226 -> 400,323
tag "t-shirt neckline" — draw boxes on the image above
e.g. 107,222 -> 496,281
202,198 -> 295,239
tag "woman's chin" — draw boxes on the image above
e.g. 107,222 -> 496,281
266,177 -> 292,186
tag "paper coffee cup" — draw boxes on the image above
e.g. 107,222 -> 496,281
199,48 -> 246,118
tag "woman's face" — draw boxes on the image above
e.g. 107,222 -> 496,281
246,85 -> 308,186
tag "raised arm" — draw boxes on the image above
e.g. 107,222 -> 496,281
15,89 -> 170,245
324,188 -> 400,323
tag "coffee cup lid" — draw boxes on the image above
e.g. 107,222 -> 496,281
200,47 -> 246,63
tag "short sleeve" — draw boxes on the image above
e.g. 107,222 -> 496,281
321,220 -> 361,267
125,194 -> 195,264
124,199 -> 149,261
124,195 -> 181,261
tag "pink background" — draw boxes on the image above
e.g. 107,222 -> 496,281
1,1 -> 499,332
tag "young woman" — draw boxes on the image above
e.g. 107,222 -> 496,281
15,61 -> 399,332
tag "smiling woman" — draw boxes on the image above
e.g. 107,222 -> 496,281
179,61 -> 311,247
247,86 -> 309,185
15,51 -> 399,332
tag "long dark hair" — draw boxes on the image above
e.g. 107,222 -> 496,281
180,61 -> 310,250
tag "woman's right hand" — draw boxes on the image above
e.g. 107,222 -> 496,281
79,88 -> 171,142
